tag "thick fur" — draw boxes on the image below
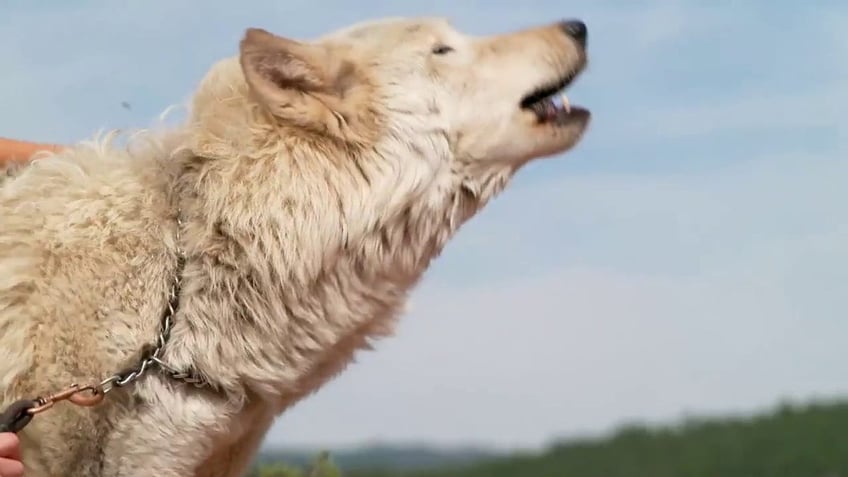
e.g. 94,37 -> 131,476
0,17 -> 590,476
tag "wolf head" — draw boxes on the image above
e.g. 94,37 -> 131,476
183,16 -> 590,270
239,16 -> 589,163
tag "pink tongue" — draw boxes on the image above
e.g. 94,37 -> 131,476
546,102 -> 558,119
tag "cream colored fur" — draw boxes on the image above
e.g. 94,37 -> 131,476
0,17 -> 590,476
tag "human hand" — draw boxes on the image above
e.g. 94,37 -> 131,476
0,433 -> 24,477
0,137 -> 62,166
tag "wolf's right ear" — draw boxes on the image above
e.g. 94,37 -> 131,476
239,28 -> 330,116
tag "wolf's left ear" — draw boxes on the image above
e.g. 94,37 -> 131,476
239,28 -> 332,116
239,27 -> 379,144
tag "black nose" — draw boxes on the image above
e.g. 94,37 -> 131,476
559,19 -> 587,47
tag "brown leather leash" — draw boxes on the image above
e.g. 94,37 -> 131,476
0,384 -> 104,433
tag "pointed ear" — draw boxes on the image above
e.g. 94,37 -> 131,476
237,27 -> 381,145
239,28 -> 330,114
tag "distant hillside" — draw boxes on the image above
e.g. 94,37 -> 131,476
255,444 -> 497,473
251,398 -> 848,476
346,398 -> 848,477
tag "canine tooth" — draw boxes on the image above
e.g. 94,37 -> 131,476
560,93 -> 571,112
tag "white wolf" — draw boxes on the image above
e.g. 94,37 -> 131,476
0,16 -> 590,476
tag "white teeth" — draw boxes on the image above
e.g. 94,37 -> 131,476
547,93 -> 571,114
560,93 -> 571,113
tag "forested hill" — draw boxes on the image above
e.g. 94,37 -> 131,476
255,398 -> 848,477
254,445 -> 496,473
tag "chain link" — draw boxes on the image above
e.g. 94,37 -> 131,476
96,213 -> 215,395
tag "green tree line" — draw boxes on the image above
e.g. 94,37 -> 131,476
252,398 -> 848,477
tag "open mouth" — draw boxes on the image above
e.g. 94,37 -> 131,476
520,69 -> 587,124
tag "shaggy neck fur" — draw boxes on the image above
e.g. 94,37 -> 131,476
158,58 -> 514,406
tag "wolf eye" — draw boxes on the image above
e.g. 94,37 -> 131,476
431,44 -> 455,55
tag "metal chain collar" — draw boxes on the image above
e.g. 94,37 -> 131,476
0,212 -> 216,434
97,257 -> 211,395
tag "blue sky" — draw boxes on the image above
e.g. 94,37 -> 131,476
2,0 -> 846,451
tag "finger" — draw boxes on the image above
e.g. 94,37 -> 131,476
0,433 -> 20,460
0,457 -> 24,477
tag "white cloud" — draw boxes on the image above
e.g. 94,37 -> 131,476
268,231 -> 848,449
